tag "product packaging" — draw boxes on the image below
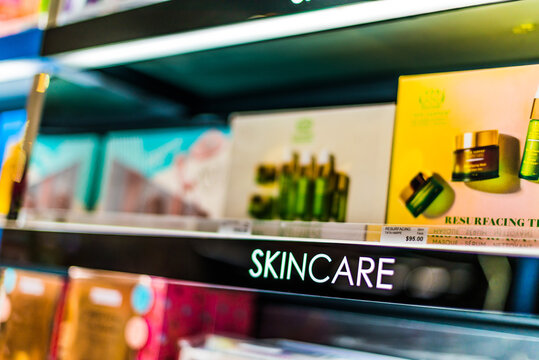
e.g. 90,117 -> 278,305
0,268 -> 66,360
387,64 -> 539,229
225,105 -> 396,223
57,268 -> 169,360
23,133 -> 101,212
57,268 -> 254,360
0,109 -> 27,215
98,126 -> 230,218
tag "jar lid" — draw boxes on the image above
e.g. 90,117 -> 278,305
455,130 -> 498,150
400,171 -> 431,202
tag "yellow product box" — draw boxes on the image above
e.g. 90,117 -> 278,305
387,64 -> 539,231
0,268 -> 66,360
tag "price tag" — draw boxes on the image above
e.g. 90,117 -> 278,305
218,220 -> 252,235
381,226 -> 428,245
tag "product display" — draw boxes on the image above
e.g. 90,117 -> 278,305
57,267 -> 255,360
0,268 -> 65,360
387,64 -> 539,226
98,126 -> 230,218
57,268 -> 169,360
226,104 -> 395,223
23,133 -> 101,212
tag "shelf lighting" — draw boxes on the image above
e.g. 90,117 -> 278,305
0,59 -> 51,83
55,0 -> 507,69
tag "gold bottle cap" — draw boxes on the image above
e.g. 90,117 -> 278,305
400,171 -> 431,202
455,130 -> 498,150
531,94 -> 539,120
337,173 -> 349,191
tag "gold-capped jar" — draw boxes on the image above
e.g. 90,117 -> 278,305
452,130 -> 499,182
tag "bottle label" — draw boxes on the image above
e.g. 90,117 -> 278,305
521,121 -> 539,178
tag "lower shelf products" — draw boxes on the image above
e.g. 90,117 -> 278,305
57,268 -> 254,360
0,268 -> 66,360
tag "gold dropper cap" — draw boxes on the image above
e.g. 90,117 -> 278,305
531,86 -> 539,119
337,173 -> 349,191
455,130 -> 498,150
400,171 -> 432,203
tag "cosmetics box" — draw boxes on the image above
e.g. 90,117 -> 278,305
0,268 -> 66,360
58,268 -> 252,360
0,109 -> 27,215
23,133 -> 101,212
224,104 -> 396,223
387,64 -> 539,227
98,126 -> 230,218
57,268 -> 171,360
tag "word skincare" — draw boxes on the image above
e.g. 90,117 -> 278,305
248,249 -> 395,290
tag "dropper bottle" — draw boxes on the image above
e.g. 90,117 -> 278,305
519,85 -> 539,181
312,149 -> 335,221
295,150 -> 315,221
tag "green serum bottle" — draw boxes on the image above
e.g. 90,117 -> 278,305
332,173 -> 349,222
295,151 -> 315,221
312,150 -> 336,222
452,130 -> 499,182
278,150 -> 299,220
519,87 -> 539,181
401,172 -> 443,218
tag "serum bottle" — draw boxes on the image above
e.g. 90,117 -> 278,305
519,86 -> 539,181
295,151 -> 315,221
312,150 -> 335,222
278,149 -> 298,220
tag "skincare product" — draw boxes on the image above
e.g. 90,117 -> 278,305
57,268 -> 168,360
226,104 -> 396,223
99,127 -> 230,218
400,172 -> 443,218
332,173 -> 349,223
278,150 -> 298,220
0,268 -> 65,360
519,86 -> 539,180
312,150 -> 335,222
452,130 -> 499,182
24,133 -> 101,212
295,151 -> 315,221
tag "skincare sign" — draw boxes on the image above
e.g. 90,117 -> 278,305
248,249 -> 395,290
225,104 -> 395,223
387,64 -> 539,227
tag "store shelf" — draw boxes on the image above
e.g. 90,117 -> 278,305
2,215 -> 539,314
34,0 -> 539,127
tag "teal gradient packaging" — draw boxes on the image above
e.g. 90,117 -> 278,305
24,133 -> 101,211
98,126 -> 230,218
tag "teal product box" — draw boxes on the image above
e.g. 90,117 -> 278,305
24,133 -> 101,211
98,126 -> 230,218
